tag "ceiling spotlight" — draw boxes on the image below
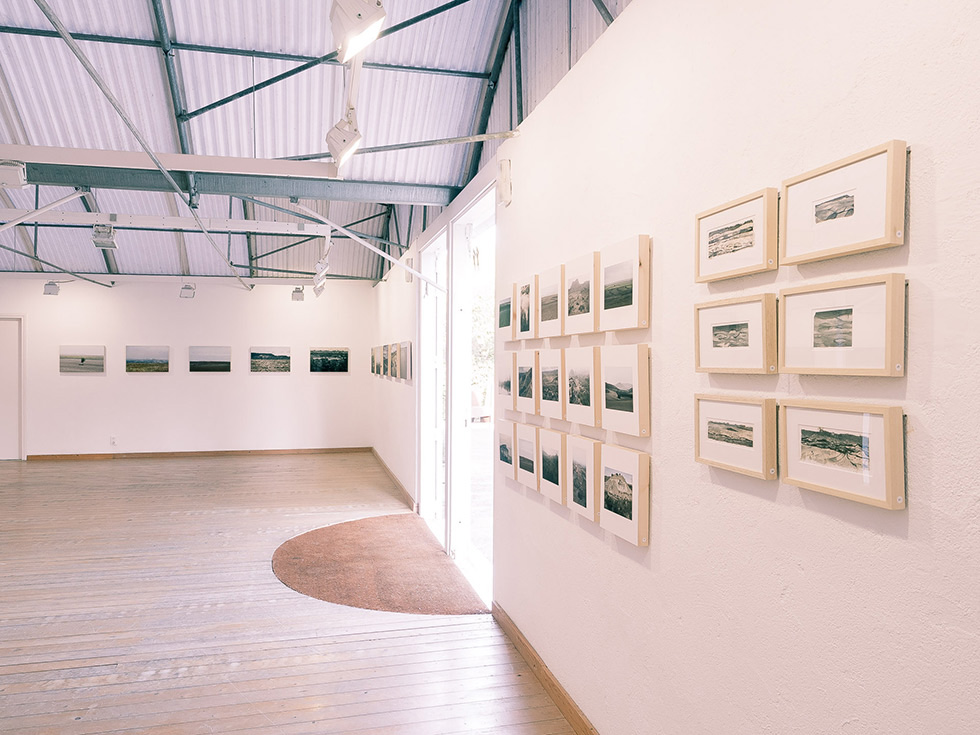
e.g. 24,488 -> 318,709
326,112 -> 362,168
179,283 -> 196,299
313,269 -> 330,289
91,223 -> 117,249
292,286 -> 305,302
331,0 -> 386,63
0,160 -> 27,189
42,280 -> 60,296
313,281 -> 326,298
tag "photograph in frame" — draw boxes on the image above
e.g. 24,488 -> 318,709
498,286 -> 514,340
310,348 -> 349,373
399,341 -> 411,380
389,343 -> 400,379
497,421 -> 516,480
516,423 -> 538,490
695,293 -> 777,374
382,344 -> 389,375
516,279 -> 536,339
189,346 -> 231,373
496,351 -> 516,412
125,345 -> 169,373
780,400 -> 905,509
250,346 -> 290,373
537,265 -> 565,338
780,140 -> 907,265
565,434 -> 601,522
515,350 -> 537,415
599,443 -> 650,546
598,235 -> 651,332
537,348 -> 565,421
564,346 -> 599,427
696,188 -> 778,282
537,428 -> 566,505
599,344 -> 651,437
779,273 -> 905,376
60,345 -> 106,374
564,252 -> 599,335
370,348 -> 376,375
694,395 -> 777,480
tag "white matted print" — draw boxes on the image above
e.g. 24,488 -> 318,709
537,348 -> 565,421
564,346 -> 599,427
399,341 -> 412,380
536,266 -> 564,338
695,395 -> 777,480
564,252 -> 599,335
598,235 -> 650,332
780,400 -> 905,509
781,140 -> 907,265
497,421 -> 516,480
498,286 -> 514,340
537,429 -> 565,505
599,344 -> 650,436
60,345 -> 106,374
695,293 -> 777,374
516,423 -> 538,490
779,273 -> 905,376
565,435 -> 600,522
599,444 -> 650,546
515,350 -> 537,414
515,279 -> 536,339
696,188 -> 778,282
496,351 -> 516,412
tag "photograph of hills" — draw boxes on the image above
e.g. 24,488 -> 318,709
125,345 -> 168,373
571,450 -> 589,508
518,366 -> 534,399
707,419 -> 754,448
540,287 -> 559,322
499,433 -> 513,465
712,322 -> 750,349
541,447 -> 560,487
800,426 -> 869,472
567,277 -> 590,316
603,260 -> 633,310
814,192 -> 855,222
541,367 -> 559,402
603,467 -> 633,520
568,368 -> 591,406
813,307 -> 853,348
310,348 -> 349,373
708,218 -> 755,259
250,347 -> 290,373
603,366 -> 634,413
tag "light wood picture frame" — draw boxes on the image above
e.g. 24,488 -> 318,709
564,251 -> 599,335
400,341 -> 412,380
564,346 -> 600,427
780,399 -> 906,509
495,351 -> 516,411
599,344 -> 651,437
695,293 -> 777,374
565,434 -> 601,522
779,273 -> 906,376
536,265 -> 565,338
497,420 -> 516,480
696,188 -> 778,282
780,140 -> 907,265
537,348 -> 565,421
537,428 -> 566,505
516,423 -> 538,490
598,235 -> 651,332
599,443 -> 650,546
498,286 -> 514,340
515,278 -> 537,339
515,350 -> 538,414
695,395 -> 777,480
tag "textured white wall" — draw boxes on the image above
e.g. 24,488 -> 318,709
0,277 -> 376,455
494,1 -> 980,733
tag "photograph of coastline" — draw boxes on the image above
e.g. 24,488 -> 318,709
310,348 -> 349,373
707,419 -> 754,448
712,322 -> 750,349
708,218 -> 755,259
60,345 -> 106,374
250,347 -> 290,373
814,192 -> 855,222
189,346 -> 230,373
800,426 -> 870,472
125,345 -> 168,373
813,307 -> 854,348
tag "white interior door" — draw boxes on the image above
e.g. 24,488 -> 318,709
0,316 -> 24,460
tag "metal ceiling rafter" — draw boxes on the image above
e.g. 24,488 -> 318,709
251,234 -> 320,262
179,0 -> 481,123
590,0 -> 615,26
282,130 -> 517,163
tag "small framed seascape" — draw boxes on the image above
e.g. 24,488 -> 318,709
565,434 -> 601,523
536,265 -> 564,338
515,423 -> 538,490
696,188 -> 778,282
537,428 -> 566,505
564,251 -> 599,335
598,235 -> 651,332
694,395 -> 777,480
598,344 -> 650,436
60,345 -> 106,374
599,443 -> 650,546
497,421 -> 516,480
695,293 -> 777,374
537,348 -> 565,421
564,346 -> 600,427
189,346 -> 230,373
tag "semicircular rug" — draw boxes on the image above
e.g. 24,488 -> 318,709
272,512 -> 488,615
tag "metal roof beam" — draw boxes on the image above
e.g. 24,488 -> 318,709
251,235 -> 320,262
590,0 -> 615,26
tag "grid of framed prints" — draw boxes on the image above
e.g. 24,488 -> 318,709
370,342 -> 412,381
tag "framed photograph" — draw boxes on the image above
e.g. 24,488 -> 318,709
389,343 -> 401,379
599,344 -> 650,437
374,346 -> 382,375
694,395 -> 777,480
496,351 -> 516,412
125,345 -> 169,373
599,443 -> 650,546
780,400 -> 905,509
516,423 -> 538,490
250,346 -> 290,373
779,273 -> 905,376
564,251 -> 599,335
537,348 -> 565,421
598,235 -> 651,332
382,344 -> 389,375
695,293 -> 777,374
370,348 -> 377,375
536,265 -> 564,338
189,346 -> 230,373
696,188 -> 778,282
60,345 -> 106,374
497,421 -> 516,480
780,140 -> 907,265
538,428 -> 566,505
565,435 -> 600,522
515,350 -> 538,414
310,348 -> 349,373
498,287 -> 514,340
399,341 -> 412,380
515,279 -> 536,339
564,346 -> 600,427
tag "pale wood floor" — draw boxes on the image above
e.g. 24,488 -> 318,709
0,452 -> 572,734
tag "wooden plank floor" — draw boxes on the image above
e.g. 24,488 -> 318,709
0,452 -> 572,734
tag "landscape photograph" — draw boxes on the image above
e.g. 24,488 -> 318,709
389,344 -> 400,377
519,284 -> 531,332
541,447 -> 560,487
518,365 -> 534,399
499,297 -> 511,328
382,344 -> 388,374
125,345 -> 168,373
708,218 -> 755,259
567,277 -> 590,316
712,321 -> 750,349
707,419 -> 754,448
497,374 -> 512,396
603,467 -> 633,520
250,346 -> 290,373
571,448 -> 589,508
540,285 -> 559,323
499,433 -> 513,465
567,368 -> 591,406
603,260 -> 633,310
603,366 -> 634,413
189,346 -> 230,373
60,345 -> 105,374
399,342 -> 411,379
518,439 -> 535,474
813,307 -> 854,348
814,192 -> 855,222
800,426 -> 870,472
310,348 -> 349,373
371,350 -> 376,374
540,367 -> 560,403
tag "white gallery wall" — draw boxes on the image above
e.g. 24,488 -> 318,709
0,277 -> 377,455
494,1 -> 980,733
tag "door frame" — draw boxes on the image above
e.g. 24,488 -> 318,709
0,315 -> 26,460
